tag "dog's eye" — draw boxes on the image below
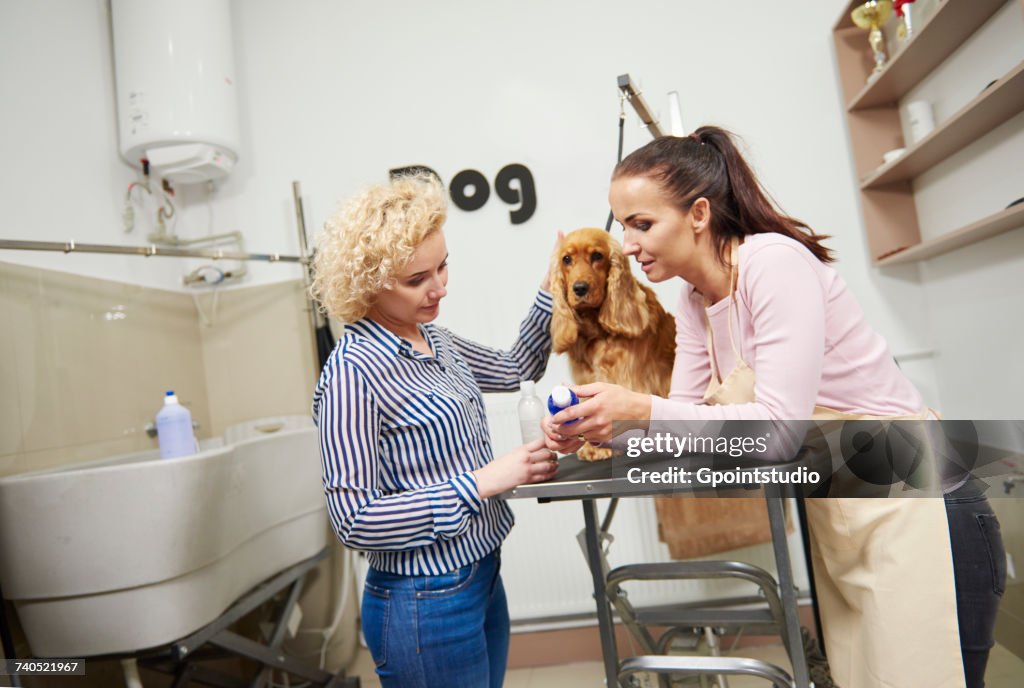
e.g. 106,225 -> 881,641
590,252 -> 604,263
562,255 -> 572,265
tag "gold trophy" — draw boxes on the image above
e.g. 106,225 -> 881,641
852,0 -> 894,78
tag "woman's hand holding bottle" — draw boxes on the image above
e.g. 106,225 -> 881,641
473,438 -> 557,498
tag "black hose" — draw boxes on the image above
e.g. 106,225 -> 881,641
604,107 -> 627,233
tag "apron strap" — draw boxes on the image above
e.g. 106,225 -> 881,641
704,309 -> 722,384
704,237 -> 747,382
724,239 -> 743,364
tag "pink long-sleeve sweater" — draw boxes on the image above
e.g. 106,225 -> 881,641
649,233 -> 924,422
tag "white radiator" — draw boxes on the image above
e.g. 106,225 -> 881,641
484,394 -> 811,625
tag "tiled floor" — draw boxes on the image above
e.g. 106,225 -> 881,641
350,641 -> 1024,687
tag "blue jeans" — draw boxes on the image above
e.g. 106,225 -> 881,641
361,549 -> 510,688
945,481 -> 1007,688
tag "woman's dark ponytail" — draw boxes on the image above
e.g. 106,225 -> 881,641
615,126 -> 835,264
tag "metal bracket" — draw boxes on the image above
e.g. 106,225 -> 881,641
617,74 -> 665,139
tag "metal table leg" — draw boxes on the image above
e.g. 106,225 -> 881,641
582,499 -> 620,686
795,495 -> 825,654
765,486 -> 810,688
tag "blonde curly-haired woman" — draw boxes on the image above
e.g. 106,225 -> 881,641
310,173 -> 557,688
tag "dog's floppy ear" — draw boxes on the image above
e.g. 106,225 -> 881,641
549,242 -> 578,352
598,241 -> 651,338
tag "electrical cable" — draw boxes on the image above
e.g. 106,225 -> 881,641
156,193 -> 177,237
311,548 -> 356,669
123,179 -> 153,233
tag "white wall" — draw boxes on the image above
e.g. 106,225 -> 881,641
1,0 -> 950,406
5,0 -> 1021,413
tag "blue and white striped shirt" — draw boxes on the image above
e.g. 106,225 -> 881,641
312,291 -> 553,576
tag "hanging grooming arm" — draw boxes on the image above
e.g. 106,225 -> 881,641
617,73 -> 665,139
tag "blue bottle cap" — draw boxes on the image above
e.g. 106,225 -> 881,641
547,385 -> 579,425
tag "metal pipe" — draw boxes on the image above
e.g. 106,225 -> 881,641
292,181 -> 325,372
149,229 -> 244,248
600,497 -> 619,535
292,182 -> 317,296
0,238 -> 304,263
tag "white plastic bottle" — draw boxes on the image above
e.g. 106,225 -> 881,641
518,381 -> 546,444
156,390 -> 198,459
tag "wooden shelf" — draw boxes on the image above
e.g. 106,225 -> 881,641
833,0 -> 1024,265
860,61 -> 1024,189
842,0 -> 1007,111
876,203 -> 1024,265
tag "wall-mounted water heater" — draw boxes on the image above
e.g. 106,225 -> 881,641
111,0 -> 240,184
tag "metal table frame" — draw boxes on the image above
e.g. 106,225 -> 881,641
114,548 -> 357,688
506,451 -> 817,688
3,549 -> 357,688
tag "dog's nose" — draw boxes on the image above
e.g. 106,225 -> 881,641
572,281 -> 589,297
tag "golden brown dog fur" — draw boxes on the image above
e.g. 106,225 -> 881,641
550,227 -> 676,460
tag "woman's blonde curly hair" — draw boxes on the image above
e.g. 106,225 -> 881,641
311,173 -> 448,323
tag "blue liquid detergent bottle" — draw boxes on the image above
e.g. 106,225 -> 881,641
156,390 -> 198,459
547,385 -> 579,425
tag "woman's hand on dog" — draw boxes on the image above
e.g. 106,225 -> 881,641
473,438 -> 558,498
549,382 -> 652,444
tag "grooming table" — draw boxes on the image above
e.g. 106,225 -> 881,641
505,450 -> 819,688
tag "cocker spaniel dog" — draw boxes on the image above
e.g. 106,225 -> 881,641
550,227 -> 676,461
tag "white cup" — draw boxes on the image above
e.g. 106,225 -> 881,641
906,100 -> 935,144
883,148 -> 906,165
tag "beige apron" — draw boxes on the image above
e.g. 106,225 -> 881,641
701,240 -> 964,688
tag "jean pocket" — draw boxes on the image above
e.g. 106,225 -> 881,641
416,561 -> 480,599
976,513 -> 1007,596
362,582 -> 390,667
